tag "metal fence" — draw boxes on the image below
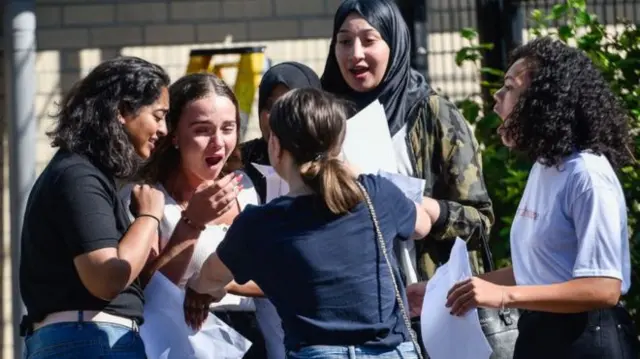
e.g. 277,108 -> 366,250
420,0 -> 640,102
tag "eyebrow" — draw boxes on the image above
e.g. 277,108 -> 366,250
337,28 -> 377,35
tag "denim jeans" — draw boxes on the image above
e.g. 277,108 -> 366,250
287,341 -> 419,359
514,305 -> 640,359
24,322 -> 146,359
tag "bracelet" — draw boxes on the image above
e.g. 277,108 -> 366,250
181,210 -> 206,231
137,213 -> 160,226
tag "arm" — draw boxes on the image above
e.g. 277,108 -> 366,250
60,169 -> 158,301
448,181 -> 624,315
189,253 -> 234,298
478,266 -> 516,286
426,99 -> 495,246
225,281 -> 264,297
151,219 -> 202,284
504,183 -> 624,312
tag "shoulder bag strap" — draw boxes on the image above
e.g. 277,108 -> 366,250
356,181 -> 424,359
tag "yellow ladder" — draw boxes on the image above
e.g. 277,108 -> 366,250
186,46 -> 268,138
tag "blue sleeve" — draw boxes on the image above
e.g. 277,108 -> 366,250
216,206 -> 257,285
365,175 -> 417,241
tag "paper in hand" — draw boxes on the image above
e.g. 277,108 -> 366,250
252,163 -> 289,203
342,100 -> 397,174
420,238 -> 493,359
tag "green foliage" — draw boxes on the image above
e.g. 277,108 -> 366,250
454,0 -> 640,323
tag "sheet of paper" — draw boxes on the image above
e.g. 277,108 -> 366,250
420,238 -> 493,359
140,273 -> 252,359
378,170 -> 426,204
252,163 -> 290,203
342,100 -> 397,174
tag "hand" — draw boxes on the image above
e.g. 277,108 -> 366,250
446,277 -> 506,316
130,184 -> 165,219
183,172 -> 243,228
406,281 -> 427,318
183,286 -> 214,331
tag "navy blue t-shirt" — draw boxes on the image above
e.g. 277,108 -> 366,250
217,174 -> 417,350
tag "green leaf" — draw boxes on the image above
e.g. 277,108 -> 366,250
548,3 -> 568,20
460,28 -> 478,41
575,10 -> 592,26
558,25 -> 574,42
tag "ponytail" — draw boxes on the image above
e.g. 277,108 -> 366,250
299,157 -> 364,214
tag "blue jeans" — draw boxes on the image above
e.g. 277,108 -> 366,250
24,322 -> 146,358
287,341 -> 419,359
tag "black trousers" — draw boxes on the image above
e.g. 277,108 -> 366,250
514,305 -> 640,359
214,311 -> 267,359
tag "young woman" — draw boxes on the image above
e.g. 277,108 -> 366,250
20,57 -> 170,358
321,0 -> 494,285
189,88 -> 434,358
242,61 -> 322,203
440,38 -> 639,358
125,73 -> 268,358
240,61 -> 322,359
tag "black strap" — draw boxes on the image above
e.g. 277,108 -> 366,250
473,224 -> 495,273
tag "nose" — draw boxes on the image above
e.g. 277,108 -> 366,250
210,131 -> 224,148
157,119 -> 168,137
350,39 -> 365,63
493,87 -> 503,104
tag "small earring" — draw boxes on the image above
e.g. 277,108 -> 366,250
174,144 -> 179,149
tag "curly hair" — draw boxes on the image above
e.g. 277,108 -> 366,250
47,56 -> 170,178
136,73 -> 242,185
502,37 -> 633,169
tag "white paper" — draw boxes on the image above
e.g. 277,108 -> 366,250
252,163 -> 289,203
140,272 -> 252,359
378,170 -> 426,204
420,238 -> 493,359
342,100 -> 397,174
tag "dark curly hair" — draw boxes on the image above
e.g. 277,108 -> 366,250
136,73 -> 242,185
47,56 -> 170,178
502,37 -> 633,169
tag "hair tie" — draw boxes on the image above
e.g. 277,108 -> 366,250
313,153 -> 326,162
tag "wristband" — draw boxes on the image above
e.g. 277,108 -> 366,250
181,210 -> 206,231
137,213 -> 160,226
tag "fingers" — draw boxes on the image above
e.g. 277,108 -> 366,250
447,278 -> 471,299
198,172 -> 241,196
448,287 -> 476,316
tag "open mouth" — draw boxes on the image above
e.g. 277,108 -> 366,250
349,65 -> 369,77
205,155 -> 224,167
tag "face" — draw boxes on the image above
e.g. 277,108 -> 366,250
173,94 -> 238,182
121,87 -> 169,159
259,84 -> 290,140
334,13 -> 391,93
493,58 -> 531,148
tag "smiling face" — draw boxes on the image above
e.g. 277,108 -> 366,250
493,58 -> 531,148
121,87 -> 169,159
334,12 -> 390,93
173,93 -> 238,182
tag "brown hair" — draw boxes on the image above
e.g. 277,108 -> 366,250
269,88 -> 364,214
137,73 -> 242,184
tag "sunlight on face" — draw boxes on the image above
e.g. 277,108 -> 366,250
334,13 -> 390,93
174,94 -> 238,181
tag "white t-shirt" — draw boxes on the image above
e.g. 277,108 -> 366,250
510,152 -> 631,294
119,170 -> 260,311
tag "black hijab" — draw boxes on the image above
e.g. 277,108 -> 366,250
258,61 -> 322,112
321,0 -> 430,136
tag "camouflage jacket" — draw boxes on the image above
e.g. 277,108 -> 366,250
406,93 -> 495,280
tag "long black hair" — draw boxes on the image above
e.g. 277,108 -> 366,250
47,56 -> 170,178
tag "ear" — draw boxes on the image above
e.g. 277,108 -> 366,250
117,112 -> 127,125
268,133 -> 282,163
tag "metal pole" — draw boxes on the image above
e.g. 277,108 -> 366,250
3,1 -> 37,358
